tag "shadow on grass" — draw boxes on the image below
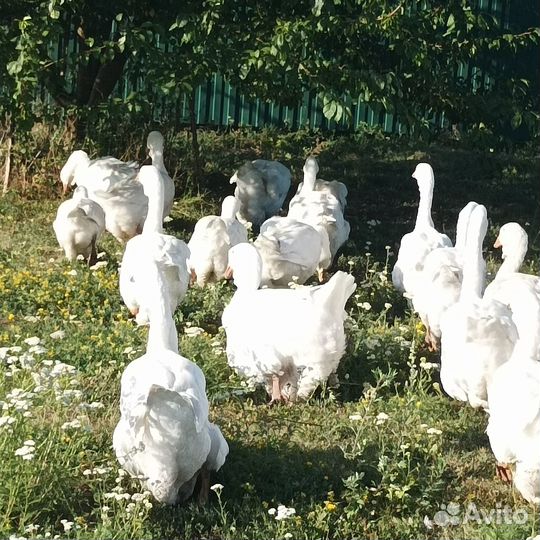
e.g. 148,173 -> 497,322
144,440 -> 353,538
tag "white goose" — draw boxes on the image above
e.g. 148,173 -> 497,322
222,243 -> 356,404
60,150 -> 138,195
439,205 -> 518,409
288,163 -> 349,270
486,286 -> 540,504
484,222 -> 539,305
60,149 -> 143,242
52,185 -> 106,265
256,216 -> 328,287
60,132 -> 174,242
230,159 -> 291,228
119,165 -> 190,325
412,201 -> 478,350
187,196 -> 248,287
113,257 -> 228,504
392,163 -> 452,297
295,157 -> 348,210
484,223 -> 540,360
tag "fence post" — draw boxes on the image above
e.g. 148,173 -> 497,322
2,113 -> 12,196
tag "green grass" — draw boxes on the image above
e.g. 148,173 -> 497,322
0,131 -> 539,539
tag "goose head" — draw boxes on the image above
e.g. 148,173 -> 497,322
60,150 -> 90,194
229,163 -> 250,185
230,162 -> 259,186
304,156 -> 319,175
494,222 -> 528,253
225,243 -> 262,291
494,222 -> 528,275
147,131 -> 164,159
221,196 -> 241,220
469,204 -> 488,244
455,201 -> 478,253
412,163 -> 434,192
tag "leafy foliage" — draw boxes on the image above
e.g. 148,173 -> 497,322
0,0 -> 538,143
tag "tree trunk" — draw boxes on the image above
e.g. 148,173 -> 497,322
88,52 -> 128,106
76,58 -> 100,105
40,20 -> 129,142
189,89 -> 202,181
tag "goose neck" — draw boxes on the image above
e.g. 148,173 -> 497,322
497,257 -> 522,277
414,183 -> 434,229
234,271 -> 262,292
74,156 -> 91,180
144,262 -> 178,353
232,249 -> 263,291
460,221 -> 485,301
454,212 -> 469,254
301,171 -> 317,192
142,175 -> 165,234
220,200 -> 237,220
62,152 -> 90,188
150,150 -> 167,174
497,245 -> 527,277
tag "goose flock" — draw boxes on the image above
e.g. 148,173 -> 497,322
391,164 -> 540,505
53,134 -> 539,507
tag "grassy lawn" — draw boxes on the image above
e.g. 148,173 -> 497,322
0,130 -> 538,539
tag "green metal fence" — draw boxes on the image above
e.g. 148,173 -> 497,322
147,74 -> 409,133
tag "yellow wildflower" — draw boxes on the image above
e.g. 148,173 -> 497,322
325,501 -> 337,512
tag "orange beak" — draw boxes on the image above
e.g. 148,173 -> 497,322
224,266 -> 233,279
62,184 -> 68,196
493,237 -> 502,248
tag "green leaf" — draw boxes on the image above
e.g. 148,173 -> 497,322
7,59 -> 22,75
323,100 -> 337,120
313,0 -> 324,17
511,111 -> 522,129
443,13 -> 455,36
